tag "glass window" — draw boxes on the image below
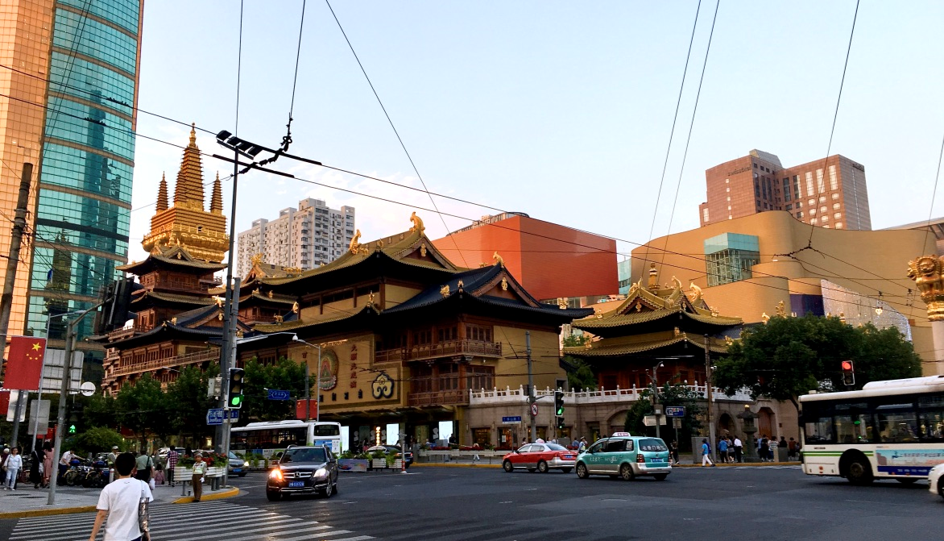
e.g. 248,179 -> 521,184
919,395 -> 944,442
805,417 -> 834,444
604,439 -> 628,453
638,439 -> 666,452
835,414 -> 874,444
876,406 -> 919,442
586,441 -> 605,454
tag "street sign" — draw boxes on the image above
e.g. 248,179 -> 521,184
643,415 -> 666,426
267,389 -> 291,401
673,418 -> 682,429
530,403 -> 538,417
501,416 -> 522,425
206,408 -> 224,426
226,409 -> 239,422
665,406 -> 685,418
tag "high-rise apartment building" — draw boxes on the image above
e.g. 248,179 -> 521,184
0,1 -> 143,358
698,150 -> 870,231
237,198 -> 355,277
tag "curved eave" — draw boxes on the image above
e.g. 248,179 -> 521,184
109,325 -> 223,350
563,336 -> 729,358
382,291 -> 592,324
573,309 -> 741,337
254,305 -> 380,335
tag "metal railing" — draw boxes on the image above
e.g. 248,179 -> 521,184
468,383 -> 754,405
375,339 -> 502,363
108,348 -> 221,377
408,389 -> 470,407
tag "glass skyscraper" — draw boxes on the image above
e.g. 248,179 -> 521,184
0,1 -> 143,373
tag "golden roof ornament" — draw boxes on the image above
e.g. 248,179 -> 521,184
493,251 -> 504,268
267,290 -> 274,299
368,290 -> 375,306
457,280 -> 464,291
687,282 -> 703,304
171,317 -> 177,325
761,312 -> 770,324
251,253 -> 264,266
557,297 -> 567,310
440,284 -> 451,297
501,277 -> 508,291
647,263 -> 659,290
907,255 -> 944,321
725,336 -> 734,346
636,303 -> 643,312
410,211 -> 425,233
375,239 -> 384,250
218,312 -> 223,321
274,315 -> 283,324
775,300 -> 787,318
213,296 -> 224,308
420,243 -> 428,257
292,301 -> 299,313
585,338 -> 593,350
674,327 -> 680,337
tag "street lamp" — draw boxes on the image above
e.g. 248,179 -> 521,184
292,336 -> 321,423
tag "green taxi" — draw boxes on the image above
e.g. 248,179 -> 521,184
575,432 -> 671,481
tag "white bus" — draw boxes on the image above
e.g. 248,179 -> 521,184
231,420 -> 343,459
800,375 -> 944,485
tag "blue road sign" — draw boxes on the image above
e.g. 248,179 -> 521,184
501,416 -> 522,424
267,389 -> 291,401
665,406 -> 685,418
206,408 -> 224,426
226,409 -> 239,422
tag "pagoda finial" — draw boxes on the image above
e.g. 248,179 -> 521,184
173,124 -> 205,209
210,172 -> 223,214
647,263 -> 659,290
156,172 -> 168,211
189,122 -> 197,146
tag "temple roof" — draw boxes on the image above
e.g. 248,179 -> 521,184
108,303 -> 251,349
118,245 -> 228,274
563,334 -> 730,359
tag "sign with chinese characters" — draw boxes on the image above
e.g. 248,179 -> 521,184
349,344 -> 358,389
875,449 -> 944,476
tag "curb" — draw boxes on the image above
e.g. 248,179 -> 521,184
0,504 -> 98,520
172,486 -> 240,504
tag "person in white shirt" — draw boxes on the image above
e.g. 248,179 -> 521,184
4,447 -> 22,490
59,448 -> 74,483
89,452 -> 153,541
733,436 -> 743,463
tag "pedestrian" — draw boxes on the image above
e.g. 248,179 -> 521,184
700,438 -> 715,467
579,437 -> 588,452
191,453 -> 207,502
733,436 -> 743,463
88,452 -> 153,541
759,437 -> 770,462
4,447 -> 22,490
166,447 -> 179,487
59,448 -> 74,482
29,445 -> 43,489
718,437 -> 729,464
670,440 -> 680,465
43,442 -> 54,488
135,451 -> 153,484
0,447 -> 9,472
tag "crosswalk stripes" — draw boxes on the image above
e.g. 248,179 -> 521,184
10,500 -> 374,541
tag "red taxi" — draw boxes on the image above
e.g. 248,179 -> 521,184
502,442 -> 576,473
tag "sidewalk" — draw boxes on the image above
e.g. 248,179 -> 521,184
0,481 -> 239,519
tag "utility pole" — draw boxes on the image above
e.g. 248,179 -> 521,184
0,164 -> 33,449
526,331 -> 535,443
216,139 -> 241,456
705,334 -> 716,460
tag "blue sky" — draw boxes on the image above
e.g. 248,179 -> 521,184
128,1 -> 944,267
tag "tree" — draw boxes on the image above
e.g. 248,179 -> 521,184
166,364 -> 218,448
83,392 -> 118,429
115,373 -> 170,448
713,315 -> 921,411
73,427 -> 124,457
241,356 -> 310,423
562,334 -> 596,391
624,383 -> 703,449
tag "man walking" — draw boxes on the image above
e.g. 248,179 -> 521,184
166,447 -> 179,487
135,451 -> 152,484
191,453 -> 207,502
88,452 -> 153,541
733,436 -> 743,463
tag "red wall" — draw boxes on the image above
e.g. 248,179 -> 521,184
433,216 -> 617,301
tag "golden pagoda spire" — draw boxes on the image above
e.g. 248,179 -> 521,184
173,122 -> 205,210
156,172 -> 168,211
210,172 -> 223,215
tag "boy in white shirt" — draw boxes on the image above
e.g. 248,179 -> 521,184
89,452 -> 153,541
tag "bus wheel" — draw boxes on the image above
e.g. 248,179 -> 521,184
844,453 -> 873,486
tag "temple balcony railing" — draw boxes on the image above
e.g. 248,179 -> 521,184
469,383 -> 754,405
375,340 -> 502,364
407,389 -> 470,407
108,348 -> 221,378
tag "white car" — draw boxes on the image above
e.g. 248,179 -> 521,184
929,463 -> 944,499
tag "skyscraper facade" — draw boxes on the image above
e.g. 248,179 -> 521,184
698,150 -> 871,231
237,198 -> 355,277
0,1 -> 143,357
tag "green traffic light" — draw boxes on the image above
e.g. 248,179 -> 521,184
231,396 -> 242,407
69,424 -> 76,434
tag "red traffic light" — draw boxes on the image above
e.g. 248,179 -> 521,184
841,360 -> 854,371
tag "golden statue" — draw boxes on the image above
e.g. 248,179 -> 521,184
250,253 -> 264,266
501,277 -> 508,291
410,211 -> 425,233
493,251 -> 504,268
349,229 -> 362,255
420,244 -> 428,257
687,282 -> 703,304
761,312 -> 770,324
170,317 -> 177,325
775,300 -> 787,318
292,301 -> 299,314
440,284 -> 450,297
557,297 -> 567,310
457,280 -> 464,290
907,255 -> 944,321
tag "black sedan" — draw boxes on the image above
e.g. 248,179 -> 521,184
266,446 -> 339,501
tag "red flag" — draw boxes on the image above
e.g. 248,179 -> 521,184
296,399 -> 318,420
3,336 -> 47,390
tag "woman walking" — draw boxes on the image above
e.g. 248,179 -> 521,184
42,442 -> 54,488
29,446 -> 43,488
4,447 -> 22,490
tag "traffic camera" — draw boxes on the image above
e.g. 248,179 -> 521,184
228,367 -> 245,408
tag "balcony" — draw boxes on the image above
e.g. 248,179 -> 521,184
407,389 -> 470,407
375,339 -> 502,363
468,383 -> 754,405
109,348 -> 221,377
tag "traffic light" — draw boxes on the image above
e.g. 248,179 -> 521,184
556,417 -> 565,430
69,424 -> 76,434
554,391 -> 564,416
228,367 -> 245,408
841,360 -> 855,387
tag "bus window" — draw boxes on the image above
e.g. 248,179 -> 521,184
314,424 -> 341,437
835,414 -> 873,444
877,411 -> 918,443
805,416 -> 834,444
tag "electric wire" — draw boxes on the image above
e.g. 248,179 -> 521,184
921,131 -> 944,250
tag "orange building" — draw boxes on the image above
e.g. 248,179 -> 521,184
432,213 -> 617,303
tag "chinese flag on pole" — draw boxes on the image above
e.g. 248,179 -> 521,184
3,336 -> 47,390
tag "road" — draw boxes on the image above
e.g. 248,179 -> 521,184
2,465 -> 941,540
